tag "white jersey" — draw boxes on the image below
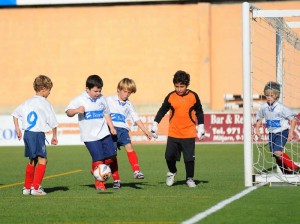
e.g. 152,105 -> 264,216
65,91 -> 111,142
106,95 -> 140,131
256,101 -> 296,133
11,95 -> 58,132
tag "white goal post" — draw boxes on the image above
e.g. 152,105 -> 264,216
242,2 -> 300,187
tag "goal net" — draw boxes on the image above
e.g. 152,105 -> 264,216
242,2 -> 300,186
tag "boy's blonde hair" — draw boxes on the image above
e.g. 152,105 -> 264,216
117,78 -> 136,93
264,81 -> 280,99
33,75 -> 53,92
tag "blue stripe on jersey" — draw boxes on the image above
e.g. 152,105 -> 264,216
84,110 -> 104,120
111,113 -> 126,123
266,119 -> 281,128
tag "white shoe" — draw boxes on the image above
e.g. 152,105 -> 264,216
166,172 -> 176,186
113,180 -> 121,189
31,186 -> 47,196
186,178 -> 196,188
22,187 -> 31,195
133,171 -> 144,179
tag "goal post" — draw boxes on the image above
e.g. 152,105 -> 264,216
242,2 -> 252,187
242,2 -> 300,187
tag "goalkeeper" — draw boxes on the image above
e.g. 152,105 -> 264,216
256,81 -> 299,174
151,70 -> 205,188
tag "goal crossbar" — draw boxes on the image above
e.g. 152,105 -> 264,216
252,10 -> 300,18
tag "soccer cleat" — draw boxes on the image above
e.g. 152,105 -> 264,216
30,186 -> 47,196
22,187 -> 31,196
95,180 -> 106,191
133,171 -> 144,179
166,172 -> 176,186
294,167 -> 300,174
186,178 -> 197,188
113,180 -> 121,189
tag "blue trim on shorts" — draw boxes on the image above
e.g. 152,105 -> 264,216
84,135 -> 116,162
269,129 -> 289,153
112,127 -> 131,150
23,131 -> 47,159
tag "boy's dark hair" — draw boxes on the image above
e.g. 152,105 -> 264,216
173,70 -> 190,86
86,74 -> 103,89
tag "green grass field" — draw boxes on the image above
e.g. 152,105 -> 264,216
0,144 -> 300,224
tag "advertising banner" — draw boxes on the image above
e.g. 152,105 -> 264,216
0,113 -> 250,146
4,112 -> 300,146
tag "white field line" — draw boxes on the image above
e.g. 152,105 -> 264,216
182,183 -> 267,224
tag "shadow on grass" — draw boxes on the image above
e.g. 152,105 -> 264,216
158,179 -> 209,186
107,181 -> 153,189
82,181 -> 154,190
44,186 -> 69,193
175,180 -> 209,186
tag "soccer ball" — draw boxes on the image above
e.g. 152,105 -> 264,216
93,164 -> 112,182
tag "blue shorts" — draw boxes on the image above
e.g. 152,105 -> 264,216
269,129 -> 289,153
84,135 -> 117,162
23,131 -> 47,159
112,127 -> 131,150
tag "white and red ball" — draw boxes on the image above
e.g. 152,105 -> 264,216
93,164 -> 112,182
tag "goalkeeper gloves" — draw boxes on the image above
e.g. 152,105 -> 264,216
151,121 -> 158,139
197,124 -> 205,141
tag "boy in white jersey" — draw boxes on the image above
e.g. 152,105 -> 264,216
12,75 -> 58,196
106,78 -> 152,179
256,81 -> 299,174
65,75 -> 121,190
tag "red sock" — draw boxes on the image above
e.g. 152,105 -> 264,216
24,163 -> 35,189
127,151 -> 140,172
104,159 -> 113,165
92,161 -> 105,188
110,157 -> 120,181
281,153 -> 299,171
32,164 -> 46,190
92,161 -> 103,172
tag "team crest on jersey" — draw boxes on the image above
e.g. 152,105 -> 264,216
98,102 -> 105,110
274,113 -> 281,119
124,108 -> 130,117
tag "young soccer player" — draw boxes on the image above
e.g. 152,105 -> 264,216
106,78 -> 152,179
256,81 -> 299,174
12,75 -> 58,196
151,70 -> 205,188
65,74 -> 121,190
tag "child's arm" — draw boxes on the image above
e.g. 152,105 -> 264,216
105,114 -> 117,135
256,119 -> 263,139
66,106 -> 85,117
13,116 -> 22,141
288,118 -> 296,141
135,120 -> 152,140
51,127 -> 58,145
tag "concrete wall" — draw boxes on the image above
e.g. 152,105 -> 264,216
1,1 -> 300,114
